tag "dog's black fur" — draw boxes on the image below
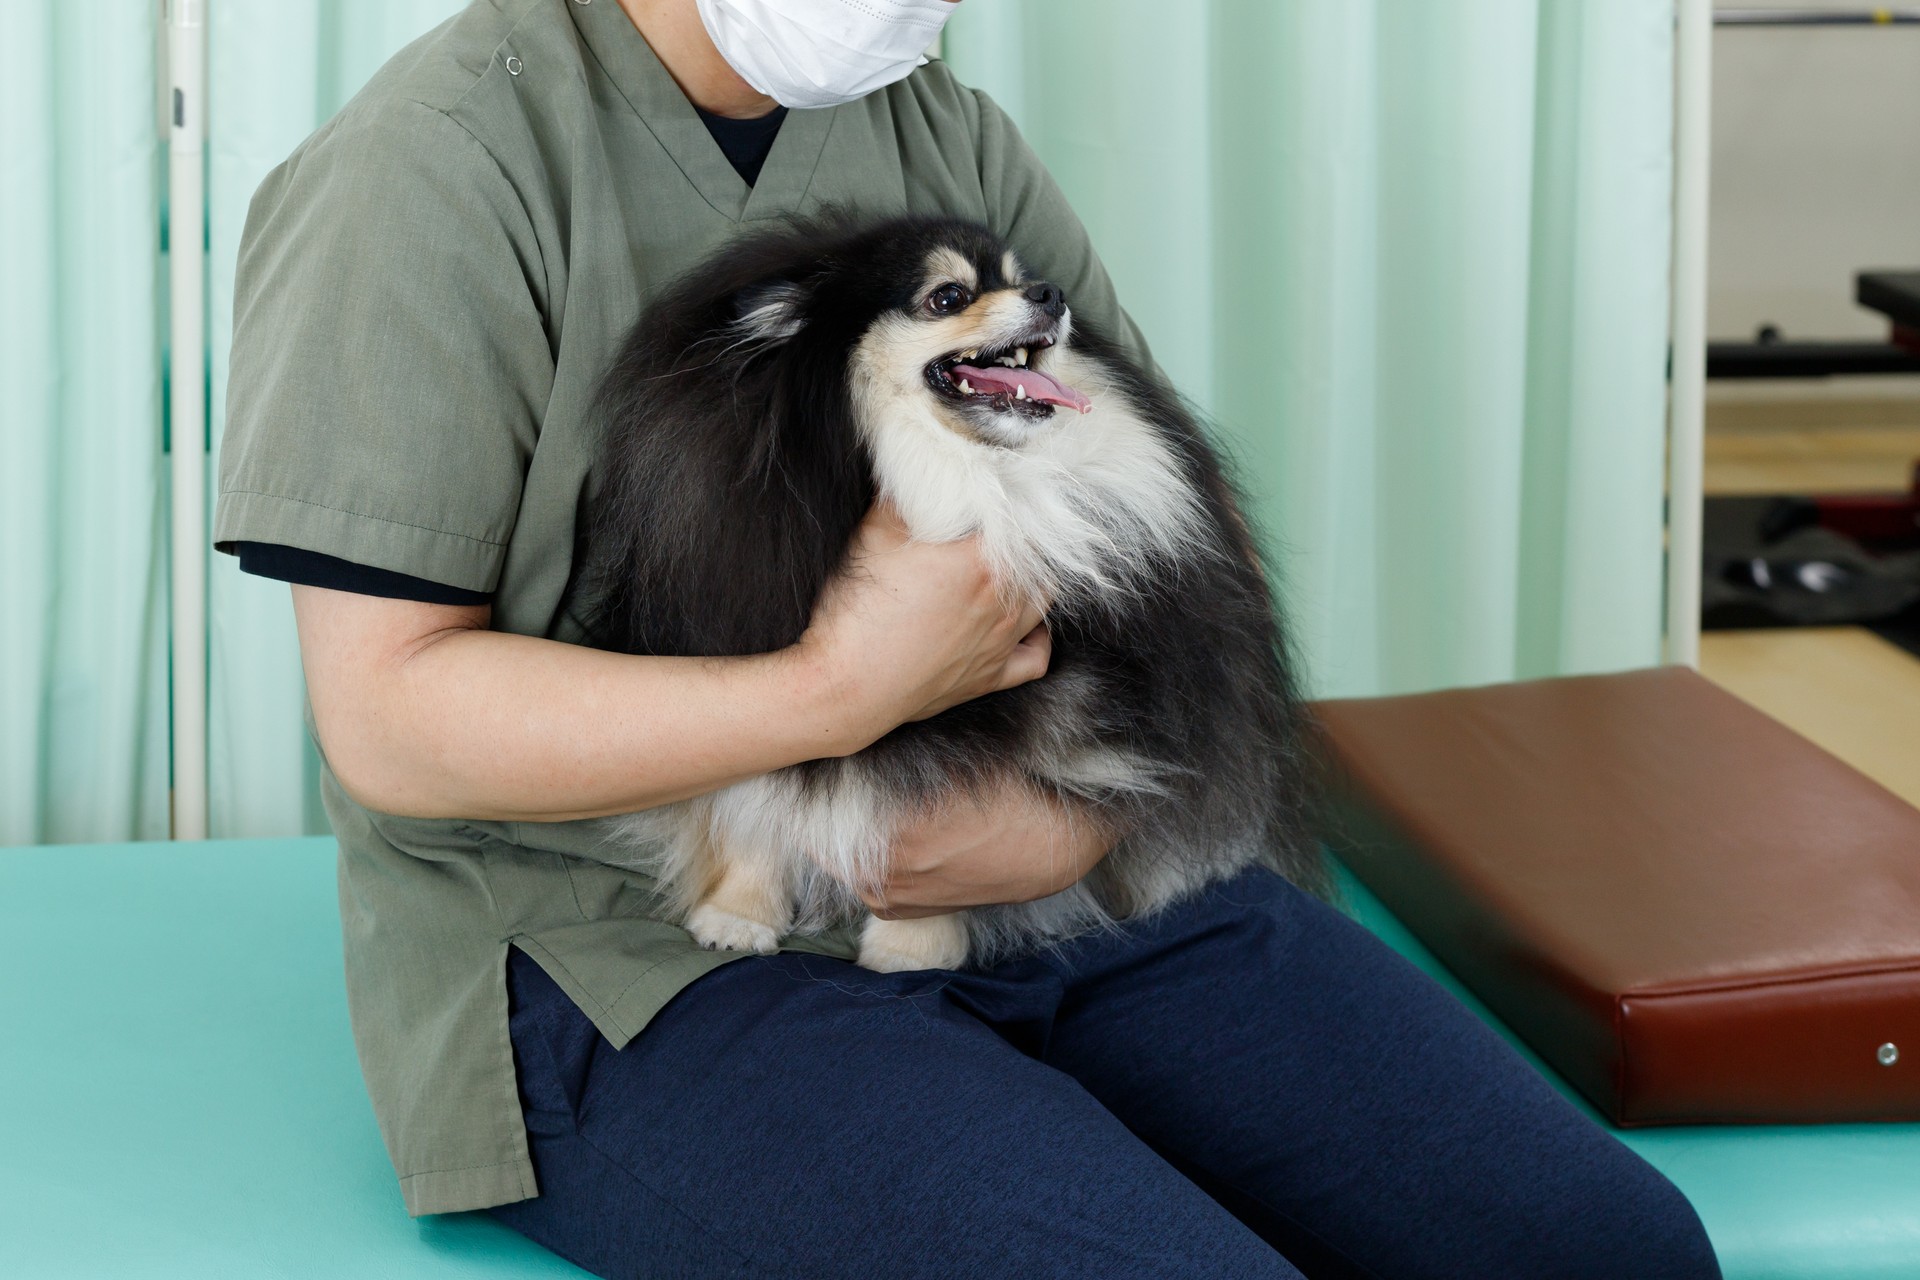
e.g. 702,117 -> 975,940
582,213 -> 1324,962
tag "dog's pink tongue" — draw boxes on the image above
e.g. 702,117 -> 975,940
952,363 -> 1093,413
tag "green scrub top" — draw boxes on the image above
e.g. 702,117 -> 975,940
214,0 -> 1155,1217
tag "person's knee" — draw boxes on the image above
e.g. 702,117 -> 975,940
1620,1166 -> 1721,1279
1549,1152 -> 1721,1280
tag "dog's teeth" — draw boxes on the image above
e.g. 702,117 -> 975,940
997,356 -> 1016,368
1016,347 -> 1029,366
1014,385 -> 1026,399
958,379 -> 973,394
962,348 -> 978,360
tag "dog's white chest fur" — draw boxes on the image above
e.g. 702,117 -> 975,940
853,345 -> 1206,607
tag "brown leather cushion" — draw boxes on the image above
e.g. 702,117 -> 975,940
1311,667 -> 1920,1125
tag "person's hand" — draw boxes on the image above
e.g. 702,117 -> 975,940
857,776 -> 1114,918
794,499 -> 1050,745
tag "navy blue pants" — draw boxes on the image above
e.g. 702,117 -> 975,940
488,869 -> 1721,1278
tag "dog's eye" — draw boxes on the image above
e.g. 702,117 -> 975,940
926,283 -> 971,316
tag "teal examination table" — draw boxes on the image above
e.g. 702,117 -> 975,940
4,837 -> 1916,1278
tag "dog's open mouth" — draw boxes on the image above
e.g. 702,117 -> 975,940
926,337 -> 1093,418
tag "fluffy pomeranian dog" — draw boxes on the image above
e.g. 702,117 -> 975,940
585,213 -> 1323,973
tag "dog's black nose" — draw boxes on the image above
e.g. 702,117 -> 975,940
1024,281 -> 1066,318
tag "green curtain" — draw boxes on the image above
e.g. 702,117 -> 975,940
205,1 -> 467,839
8,0 -> 1673,843
1,5 -> 169,845
945,0 -> 1674,697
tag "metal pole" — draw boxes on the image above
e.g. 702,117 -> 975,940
1667,0 -> 1712,668
1717,8 -> 1920,25
167,0 -> 208,839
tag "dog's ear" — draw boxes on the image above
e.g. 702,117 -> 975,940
732,280 -> 809,344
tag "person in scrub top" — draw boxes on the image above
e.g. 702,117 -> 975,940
214,1 -> 1723,1275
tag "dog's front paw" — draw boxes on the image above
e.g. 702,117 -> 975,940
857,913 -> 970,973
685,904 -> 782,954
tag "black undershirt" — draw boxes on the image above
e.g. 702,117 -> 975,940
695,103 -> 787,188
233,104 -> 789,605
233,542 -> 494,605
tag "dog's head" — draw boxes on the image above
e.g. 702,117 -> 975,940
724,216 -> 1094,449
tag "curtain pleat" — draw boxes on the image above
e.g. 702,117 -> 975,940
8,0 -> 1674,843
1,6 -> 167,845
947,0 -> 1674,697
205,1 -> 466,839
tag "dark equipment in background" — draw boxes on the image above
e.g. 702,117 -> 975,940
1716,7 -> 1920,25
1704,493 -> 1920,650
1705,8 -> 1920,375
1709,272 -> 1920,380
1760,461 -> 1920,550
1703,260 -> 1920,653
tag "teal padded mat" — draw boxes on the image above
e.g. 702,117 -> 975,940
3,837 -> 1916,1277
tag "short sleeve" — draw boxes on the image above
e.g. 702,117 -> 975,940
214,101 -> 553,594
970,89 -> 1162,383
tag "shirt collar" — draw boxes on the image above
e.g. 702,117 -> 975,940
566,0 -> 836,223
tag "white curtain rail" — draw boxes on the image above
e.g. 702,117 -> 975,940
1667,0 -> 1712,669
167,0 -> 208,840
1716,8 -> 1920,25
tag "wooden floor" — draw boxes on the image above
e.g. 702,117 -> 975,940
1706,425 -> 1920,495
1700,628 -> 1920,810
1699,387 -> 1920,809
1705,390 -> 1920,495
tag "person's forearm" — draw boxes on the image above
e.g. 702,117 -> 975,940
294,505 -> 1049,827
318,628 -> 872,822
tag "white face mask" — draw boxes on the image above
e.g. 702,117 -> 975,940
694,0 -> 957,111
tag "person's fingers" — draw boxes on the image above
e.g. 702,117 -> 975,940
848,503 -> 911,559
869,498 -> 912,540
997,622 -> 1052,689
856,887 -> 945,920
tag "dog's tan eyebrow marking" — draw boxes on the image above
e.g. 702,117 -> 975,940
1002,250 -> 1023,285
924,247 -> 978,295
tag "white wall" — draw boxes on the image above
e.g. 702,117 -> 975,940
1710,1 -> 1920,341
